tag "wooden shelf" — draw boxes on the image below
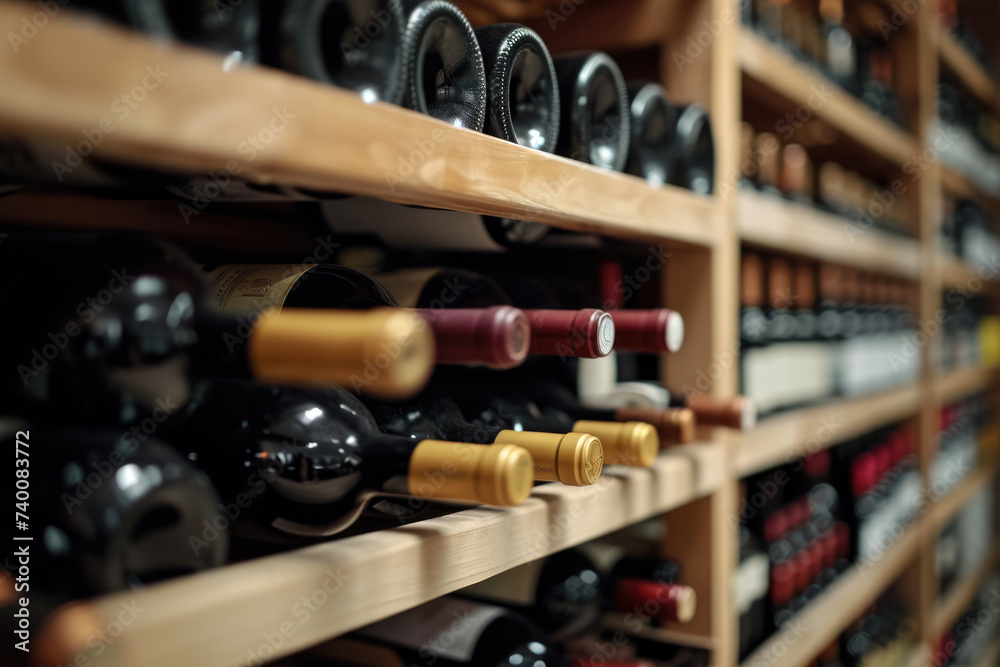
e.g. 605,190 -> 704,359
929,465 -> 997,529
734,387 -> 922,478
72,444 -> 724,667
739,30 -> 918,167
0,3 -> 719,247
974,637 -> 1000,667
935,366 -> 998,404
738,189 -> 922,278
938,27 -> 999,114
740,519 -> 925,667
930,546 -> 1000,641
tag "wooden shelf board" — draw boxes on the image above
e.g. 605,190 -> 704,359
935,366 -> 999,404
0,3 -> 719,247
929,465 -> 997,530
930,546 -> 1000,641
738,189 -> 922,279
740,520 -> 925,667
78,444 -> 724,667
938,27 -> 999,114
735,387 -> 922,478
739,30 -> 918,167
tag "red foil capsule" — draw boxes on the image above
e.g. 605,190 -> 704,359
770,562 -> 795,607
524,308 -> 615,358
419,306 -> 530,368
609,309 -> 685,353
613,578 -> 698,623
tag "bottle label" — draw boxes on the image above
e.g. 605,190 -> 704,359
208,264 -> 316,312
358,597 -> 509,662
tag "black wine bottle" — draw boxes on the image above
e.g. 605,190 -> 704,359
668,104 -> 715,194
552,51 -> 630,171
0,231 -> 435,427
170,381 -> 535,536
400,0 -> 487,130
475,23 -> 560,151
260,0 -> 407,104
364,393 -> 604,485
625,83 -> 676,187
4,422 -> 226,597
207,263 -> 531,368
72,0 -> 260,65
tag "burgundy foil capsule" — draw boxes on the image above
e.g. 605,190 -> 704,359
610,309 -> 685,353
614,578 -> 697,623
419,306 -> 531,368
525,308 -> 615,358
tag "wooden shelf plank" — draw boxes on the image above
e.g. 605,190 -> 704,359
739,30 -> 918,166
68,444 -> 725,667
738,189 -> 922,279
735,387 -> 922,478
935,366 -> 998,404
930,546 -> 1000,641
740,520 -> 925,667
938,27 -> 999,114
0,3 -> 720,247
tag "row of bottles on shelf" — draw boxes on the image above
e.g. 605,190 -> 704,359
930,393 -> 994,499
737,422 -> 922,658
816,591 -> 917,667
740,251 -> 920,416
938,293 -> 1000,374
269,525 -> 708,667
937,75 -> 1000,196
935,477 -> 995,599
0,229 -> 753,602
742,0 -> 907,128
940,197 -> 1000,273
738,124 -> 914,237
935,575 -> 1000,667
29,0 -> 714,202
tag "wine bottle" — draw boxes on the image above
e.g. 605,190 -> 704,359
779,144 -> 813,205
475,23 -> 560,151
311,597 -> 569,667
668,104 -> 715,195
72,0 -> 260,65
364,392 -> 605,485
0,232 -> 435,428
375,267 -> 616,358
668,395 -> 757,431
400,0 -> 487,130
5,422 -> 226,597
552,51 -> 630,171
170,381 -> 535,537
260,0 -> 406,105
624,83 -> 675,187
462,548 -> 696,641
739,252 -> 769,409
207,263 -> 530,368
739,122 -> 757,189
752,132 -> 782,196
819,0 -> 856,91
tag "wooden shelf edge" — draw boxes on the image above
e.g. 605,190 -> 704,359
738,30 -> 918,166
740,520 -> 925,667
930,545 -> 1000,641
0,3 -> 720,247
735,387 -> 922,478
929,465 -> 998,530
738,189 -> 922,279
938,27 -> 1000,114
78,444 -> 724,667
935,366 -> 999,404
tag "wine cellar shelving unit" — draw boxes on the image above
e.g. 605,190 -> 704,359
1,0 -> 999,665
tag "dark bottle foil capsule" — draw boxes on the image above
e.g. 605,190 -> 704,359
552,51 -> 629,171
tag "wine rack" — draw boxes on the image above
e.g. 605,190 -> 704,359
1,0 -> 998,666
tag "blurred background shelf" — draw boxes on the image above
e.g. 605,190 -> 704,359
930,465 -> 998,528
75,444 -> 724,667
738,189 -> 921,278
739,519 -> 925,667
0,4 -> 720,247
739,30 -> 918,168
734,387 -> 922,477
935,365 -> 998,403
929,545 -> 1000,641
938,27 -> 999,114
